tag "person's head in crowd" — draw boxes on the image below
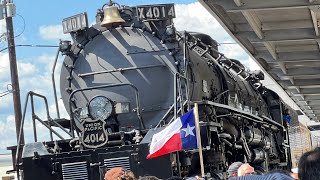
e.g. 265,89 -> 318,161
104,167 -> 136,180
228,172 -> 294,180
314,146 -> 320,152
237,163 -> 255,176
166,177 -> 183,180
138,176 -> 160,180
298,150 -> 320,180
227,162 -> 243,177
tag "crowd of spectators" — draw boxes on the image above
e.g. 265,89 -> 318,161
104,148 -> 320,180
226,147 -> 320,180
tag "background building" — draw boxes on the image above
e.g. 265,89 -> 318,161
289,124 -> 313,167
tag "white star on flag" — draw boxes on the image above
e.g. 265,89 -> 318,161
181,124 -> 195,137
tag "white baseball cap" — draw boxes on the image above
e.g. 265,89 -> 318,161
291,167 -> 298,173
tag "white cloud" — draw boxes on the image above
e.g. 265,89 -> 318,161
174,3 -> 251,67
18,62 -> 37,77
49,99 -> 69,119
0,93 -> 12,109
219,43 -> 248,60
35,53 -> 56,64
249,57 -> 261,71
0,115 -> 26,151
19,75 -> 52,94
174,3 -> 230,42
0,53 -> 37,81
0,21 -> 5,38
39,25 -> 71,42
0,52 -> 10,81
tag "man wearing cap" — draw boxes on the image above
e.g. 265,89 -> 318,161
227,162 -> 243,178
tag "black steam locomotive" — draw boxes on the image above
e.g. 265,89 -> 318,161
11,2 -> 296,180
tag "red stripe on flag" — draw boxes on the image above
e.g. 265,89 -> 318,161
147,133 -> 182,159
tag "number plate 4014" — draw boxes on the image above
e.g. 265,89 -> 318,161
81,119 -> 108,148
137,4 -> 175,20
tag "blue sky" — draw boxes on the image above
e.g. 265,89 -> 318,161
0,0 -> 306,154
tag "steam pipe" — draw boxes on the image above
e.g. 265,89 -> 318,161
52,48 -> 61,119
220,138 -> 233,147
183,32 -> 191,110
219,133 -> 232,140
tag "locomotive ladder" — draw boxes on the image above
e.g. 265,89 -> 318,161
14,91 -> 73,180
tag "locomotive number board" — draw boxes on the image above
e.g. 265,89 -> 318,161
136,4 -> 175,20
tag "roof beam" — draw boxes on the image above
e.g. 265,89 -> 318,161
305,95 -> 320,100
285,61 -> 320,68
288,88 -> 320,94
276,45 -> 318,53
209,0 -> 320,12
234,0 -> 243,7
237,29 -> 317,43
252,38 -> 318,44
241,11 -> 263,39
309,7 -> 320,36
263,42 -> 288,74
286,85 -> 320,88
304,108 -> 320,111
271,67 -> 320,76
305,101 -> 320,106
279,79 -> 320,86
264,42 -> 277,59
258,51 -> 320,62
300,105 -> 320,109
262,20 -> 313,31
240,11 -> 288,75
316,39 -> 320,52
286,67 -> 320,76
236,20 -> 314,32
278,51 -> 320,61
279,62 -> 287,74
293,93 -> 320,96
279,74 -> 320,80
268,59 -> 320,63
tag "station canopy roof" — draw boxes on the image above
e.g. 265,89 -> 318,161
199,0 -> 320,122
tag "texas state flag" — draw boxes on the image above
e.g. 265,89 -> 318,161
147,109 -> 198,159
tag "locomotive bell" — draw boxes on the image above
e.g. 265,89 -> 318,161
101,6 -> 125,27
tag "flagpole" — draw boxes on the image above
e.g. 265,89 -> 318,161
194,103 -> 205,178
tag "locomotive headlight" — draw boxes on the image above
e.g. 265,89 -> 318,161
88,96 -> 113,120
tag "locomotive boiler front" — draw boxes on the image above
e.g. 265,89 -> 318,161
60,27 -> 177,131
59,4 -> 224,137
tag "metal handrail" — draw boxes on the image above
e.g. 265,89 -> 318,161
78,64 -> 165,78
174,72 -> 188,120
16,91 -> 72,180
51,48 -> 61,119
